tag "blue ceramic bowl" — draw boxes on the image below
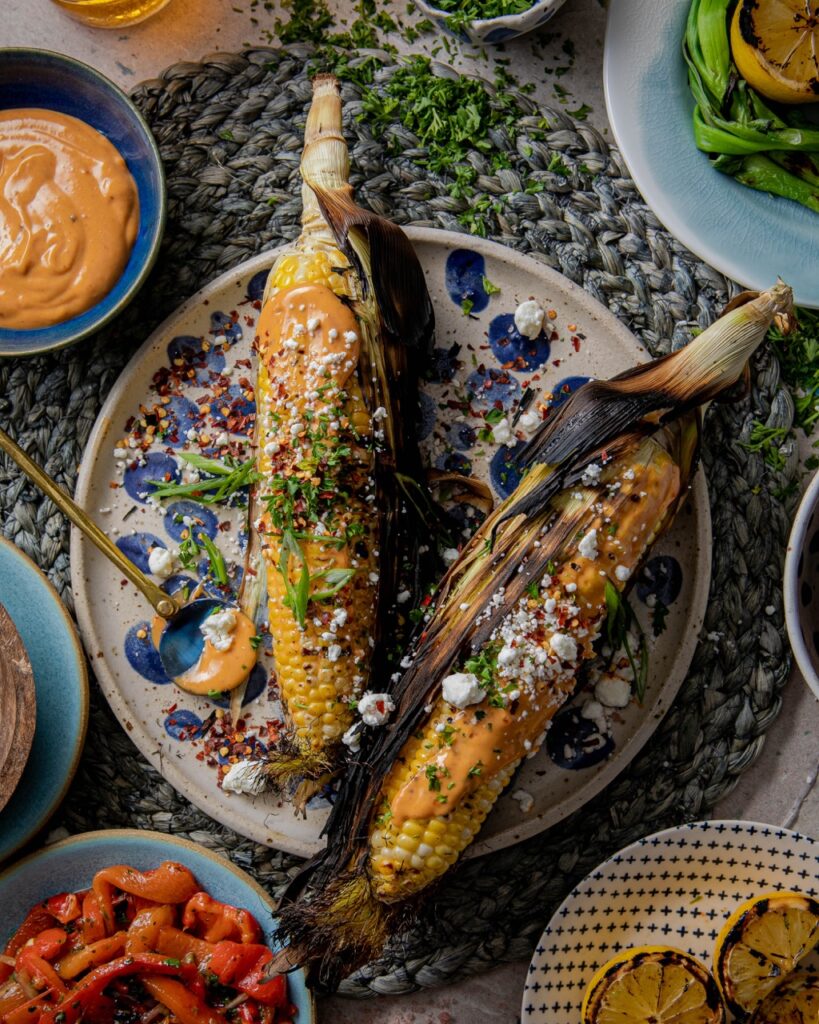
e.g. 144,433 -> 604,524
414,0 -> 567,44
0,49 -> 165,356
0,830 -> 315,1023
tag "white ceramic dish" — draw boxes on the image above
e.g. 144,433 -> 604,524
414,0 -> 567,45
604,0 -> 819,308
784,469 -> 819,700
71,227 -> 711,859
522,819 -> 819,1024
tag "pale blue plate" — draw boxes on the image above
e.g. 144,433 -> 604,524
0,830 -> 314,1023
0,537 -> 88,863
604,0 -> 819,308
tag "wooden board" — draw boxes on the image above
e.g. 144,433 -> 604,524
0,601 -> 36,812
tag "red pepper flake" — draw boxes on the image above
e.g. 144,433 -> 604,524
571,336 -> 581,352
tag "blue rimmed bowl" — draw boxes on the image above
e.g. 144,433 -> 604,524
785,469 -> 819,700
0,829 -> 315,1023
414,0 -> 568,44
0,49 -> 165,357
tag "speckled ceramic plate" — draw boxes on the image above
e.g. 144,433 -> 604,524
604,0 -> 819,308
0,829 -> 313,1023
71,227 -> 711,859
522,820 -> 819,1024
0,536 -> 88,864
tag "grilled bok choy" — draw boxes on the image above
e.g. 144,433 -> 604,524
251,74 -> 435,798
271,282 -> 793,984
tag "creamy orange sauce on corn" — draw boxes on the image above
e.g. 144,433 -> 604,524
387,455 -> 680,826
0,108 -> 139,329
151,611 -> 258,694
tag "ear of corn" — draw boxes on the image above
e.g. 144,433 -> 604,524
268,191 -> 793,988
253,75 -> 435,793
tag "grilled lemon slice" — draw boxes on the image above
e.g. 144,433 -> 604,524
714,891 -> 819,1020
581,946 -> 725,1024
749,972 -> 819,1024
731,0 -> 819,105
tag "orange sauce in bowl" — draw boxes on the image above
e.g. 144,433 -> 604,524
0,108 -> 139,330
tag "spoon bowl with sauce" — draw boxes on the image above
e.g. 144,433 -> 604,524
0,427 -> 258,692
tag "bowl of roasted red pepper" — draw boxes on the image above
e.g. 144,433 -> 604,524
0,830 -> 313,1024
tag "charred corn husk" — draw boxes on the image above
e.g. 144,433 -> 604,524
272,283 -> 792,986
252,75 -> 434,790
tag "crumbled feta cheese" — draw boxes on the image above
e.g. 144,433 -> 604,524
343,330 -> 358,344
263,441 -> 280,457
372,406 -> 388,422
519,407 -> 541,432
358,691 -> 395,726
594,675 -> 631,709
497,645 -> 518,669
549,632 -> 578,662
327,643 -> 342,662
581,462 -> 602,486
578,528 -> 598,561
492,417 -> 515,446
442,547 -> 460,565
201,608 -> 237,652
214,431 -> 230,447
148,546 -> 176,579
307,316 -> 321,332
511,788 -> 534,813
614,565 -> 631,582
396,590 -> 411,604
565,582 -> 577,593
341,724 -> 361,752
331,608 -> 348,629
623,468 -> 636,481
514,299 -> 545,340
764,604 -> 775,615
581,699 -> 608,733
283,338 -> 299,350
222,760 -> 268,796
442,672 -> 486,709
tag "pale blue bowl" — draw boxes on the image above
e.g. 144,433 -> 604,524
0,830 -> 315,1023
414,0 -> 567,44
0,49 -> 165,355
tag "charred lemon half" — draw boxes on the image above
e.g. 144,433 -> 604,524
749,971 -> 819,1024
731,0 -> 819,105
581,945 -> 725,1024
714,891 -> 819,1021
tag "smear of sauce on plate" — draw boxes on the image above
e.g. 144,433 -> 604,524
151,609 -> 259,695
0,108 -> 139,330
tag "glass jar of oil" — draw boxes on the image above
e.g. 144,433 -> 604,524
50,0 -> 172,28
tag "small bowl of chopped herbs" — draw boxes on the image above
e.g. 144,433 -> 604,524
414,0 -> 567,44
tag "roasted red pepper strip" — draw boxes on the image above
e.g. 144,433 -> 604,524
44,895 -> 81,926
125,904 -> 176,955
208,942 -> 269,986
30,929 -> 68,962
37,954 -> 199,1024
92,862 -> 198,931
3,907 -> 55,958
79,892 -> 106,945
154,924 -> 212,963
55,933 -> 126,980
1,989 -> 57,1024
14,949 -> 66,996
182,893 -> 262,944
142,976 -> 228,1024
237,952 -> 287,1007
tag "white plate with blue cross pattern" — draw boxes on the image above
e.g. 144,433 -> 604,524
522,819 -> 819,1024
71,227 -> 711,859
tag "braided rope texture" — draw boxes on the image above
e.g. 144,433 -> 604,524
0,46 -> 794,995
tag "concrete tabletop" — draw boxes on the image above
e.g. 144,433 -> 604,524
3,0 -> 817,1019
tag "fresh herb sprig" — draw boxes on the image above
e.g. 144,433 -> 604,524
604,579 -> 648,704
148,454 -> 258,506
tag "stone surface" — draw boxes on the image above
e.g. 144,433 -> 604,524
2,0 -> 817,1019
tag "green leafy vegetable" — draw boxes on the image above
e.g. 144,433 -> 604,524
148,455 -> 258,506
198,533 -> 228,586
604,579 -> 648,704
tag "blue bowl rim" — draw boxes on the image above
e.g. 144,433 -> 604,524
414,0 -> 561,29
0,828 -> 316,1022
0,533 -> 89,863
0,47 -> 166,357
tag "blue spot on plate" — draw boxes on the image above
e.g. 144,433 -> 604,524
123,451 -> 180,503
446,421 -> 477,452
247,269 -> 269,303
164,501 -> 219,542
488,314 -> 550,370
490,440 -> 526,499
211,311 -> 242,345
116,532 -> 166,573
215,734 -> 268,764
445,249 -> 492,314
124,620 -> 171,685
162,396 -> 201,448
436,452 -> 472,475
161,573 -> 197,596
418,392 -> 437,441
467,368 -> 521,410
210,384 -> 256,424
636,555 -> 683,607
197,559 -> 243,599
212,663 -> 268,709
164,709 -> 203,740
547,375 -> 590,411
167,334 -> 226,385
547,706 -> 615,769
431,345 -> 460,383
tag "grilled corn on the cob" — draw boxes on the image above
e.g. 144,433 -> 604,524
271,282 -> 793,985
252,75 -> 434,792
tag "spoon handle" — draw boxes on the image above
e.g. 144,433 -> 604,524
0,427 -> 180,620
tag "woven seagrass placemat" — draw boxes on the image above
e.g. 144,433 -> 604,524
0,46 -> 796,995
